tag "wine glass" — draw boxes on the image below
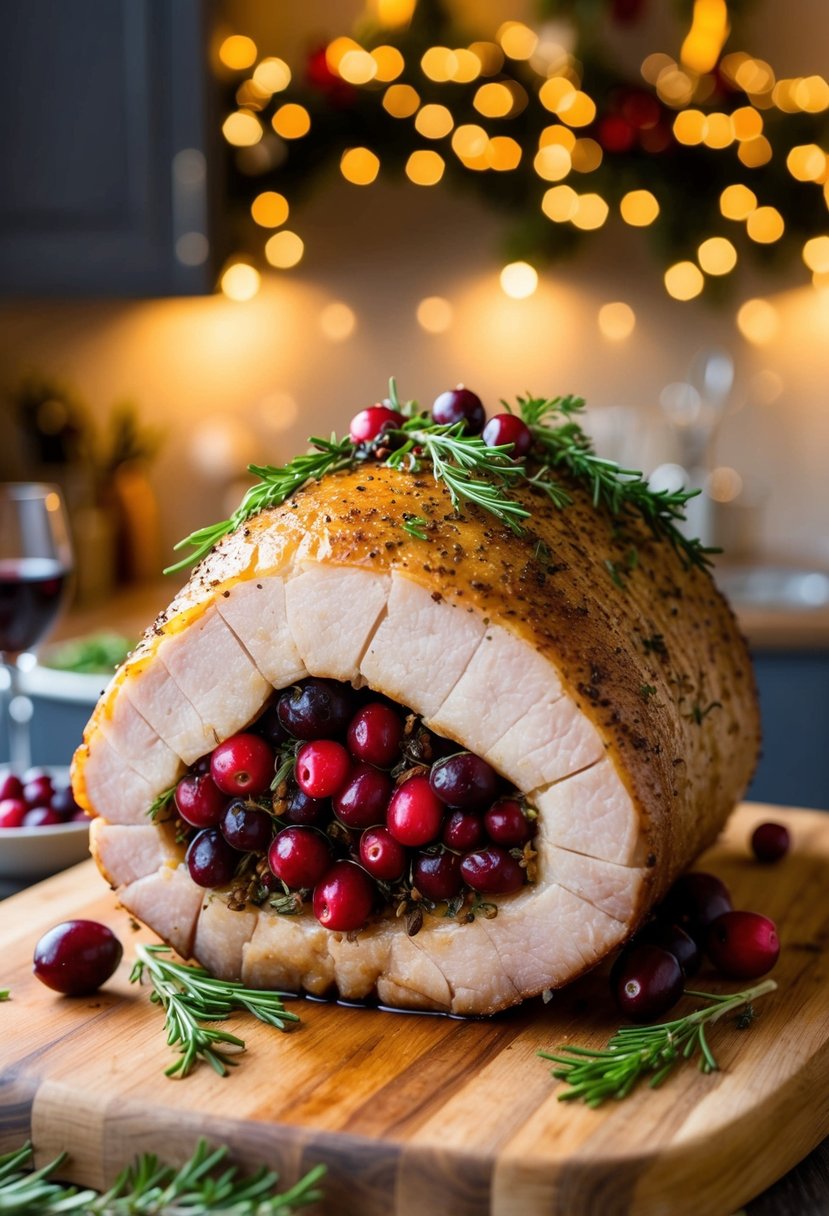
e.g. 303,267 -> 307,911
0,484 -> 74,773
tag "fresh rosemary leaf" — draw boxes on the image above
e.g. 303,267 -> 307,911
401,514 -> 429,540
129,943 -> 300,1078
0,989 -> 9,1001
146,786 -> 177,822
540,979 -> 777,1107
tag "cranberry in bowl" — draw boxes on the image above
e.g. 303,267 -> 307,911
0,765 -> 90,889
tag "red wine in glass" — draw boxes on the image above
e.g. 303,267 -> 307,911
0,558 -> 70,655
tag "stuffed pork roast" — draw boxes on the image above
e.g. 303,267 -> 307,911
72,449 -> 759,1016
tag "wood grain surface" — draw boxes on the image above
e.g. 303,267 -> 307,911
0,802 -> 826,1216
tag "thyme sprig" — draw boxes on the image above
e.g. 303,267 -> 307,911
129,943 -> 299,1078
540,979 -> 777,1107
0,1139 -> 325,1214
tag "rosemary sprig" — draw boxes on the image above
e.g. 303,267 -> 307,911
0,989 -> 9,1001
146,785 -> 177,822
129,943 -> 300,1078
540,979 -> 777,1107
0,1139 -> 325,1214
401,514 -> 429,540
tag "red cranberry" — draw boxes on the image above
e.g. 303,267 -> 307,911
295,740 -> 351,799
313,861 -> 376,931
268,826 -> 332,889
484,798 -> 533,846
706,911 -> 780,979
0,797 -> 27,828
349,405 -> 404,445
210,733 -> 274,798
442,808 -> 485,852
460,846 -> 524,894
359,826 -> 407,881
482,414 -> 533,458
432,386 -> 485,434
24,806 -> 62,827
0,773 -> 23,802
751,822 -> 790,864
413,850 -> 463,901
220,800 -> 273,852
333,763 -> 392,829
660,871 -> 733,943
51,786 -> 82,819
33,920 -> 123,996
23,776 -> 53,807
282,786 -> 329,827
613,944 -> 684,1022
387,775 -> 444,846
347,702 -> 404,767
429,752 -> 498,810
277,678 -> 357,740
186,829 -> 239,888
635,921 -> 701,977
175,772 -> 228,828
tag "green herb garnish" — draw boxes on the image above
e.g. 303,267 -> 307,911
401,514 -> 429,540
0,990 -> 9,1001
146,786 -> 177,822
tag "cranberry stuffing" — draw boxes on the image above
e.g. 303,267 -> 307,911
482,414 -> 533,459
277,678 -> 356,740
23,775 -> 53,807
635,921 -> 701,977
751,821 -> 790,864
282,786 -> 329,827
186,829 -> 239,888
347,702 -> 403,768
254,703 -> 290,748
442,808 -> 485,852
431,386 -> 486,435
269,826 -> 332,889
484,798 -> 533,846
210,733 -> 274,798
429,752 -> 498,810
659,871 -> 733,943
0,773 -> 23,802
387,775 -> 444,846
706,911 -> 780,979
33,919 -> 123,996
295,740 -> 351,799
0,797 -> 27,828
51,786 -> 82,819
333,763 -> 392,830
175,772 -> 228,828
313,861 -> 376,931
220,800 -> 273,852
460,846 -> 524,894
412,849 -> 463,902
613,944 -> 684,1022
349,405 -> 404,445
359,826 -> 407,881
24,806 -> 62,827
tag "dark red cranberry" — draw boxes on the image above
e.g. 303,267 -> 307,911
333,763 -> 392,829
0,797 -> 27,828
254,703 -> 291,747
429,752 -> 498,810
484,798 -> 533,846
413,849 -> 463,902
347,702 -> 404,768
659,871 -> 733,942
220,800 -> 274,852
706,911 -> 780,979
282,786 -> 329,827
460,846 -> 524,894
635,921 -> 701,977
210,733 -> 274,798
23,776 -> 53,807
432,386 -> 485,434
359,826 -> 407,881
268,826 -> 332,889
51,786 -> 82,819
186,829 -> 239,888
482,414 -> 533,458
72,809 -> 90,823
33,919 -> 123,996
0,773 -> 23,802
751,822 -> 790,864
387,775 -> 444,846
24,806 -> 62,827
613,944 -> 684,1022
313,861 -> 376,931
277,678 -> 356,741
442,808 -> 485,852
193,754 -> 213,775
175,772 -> 228,829
295,740 -> 351,799
349,405 -> 404,445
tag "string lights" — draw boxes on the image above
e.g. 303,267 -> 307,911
215,0 -> 828,329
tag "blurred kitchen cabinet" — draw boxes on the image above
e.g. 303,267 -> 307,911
747,652 -> 829,811
0,0 -> 222,296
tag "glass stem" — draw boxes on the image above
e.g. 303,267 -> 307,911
4,662 -> 33,775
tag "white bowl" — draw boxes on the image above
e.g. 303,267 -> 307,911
0,765 -> 90,887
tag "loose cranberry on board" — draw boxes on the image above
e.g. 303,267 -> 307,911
33,920 -> 123,996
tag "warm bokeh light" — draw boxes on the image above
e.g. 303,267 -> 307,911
319,301 -> 357,341
416,296 -> 454,333
571,139 -> 602,172
415,104 -> 454,139
720,183 -> 757,220
474,81 -> 517,118
787,144 -> 827,182
452,124 -> 488,163
598,301 -> 636,341
539,77 -> 576,115
542,184 -> 579,222
706,466 -> 743,503
558,91 -> 597,128
698,236 -> 737,275
405,149 -> 445,185
219,35 -> 257,71
641,52 -> 675,85
487,136 -> 522,170
734,57 -> 775,94
271,104 -> 311,139
738,135 -> 772,167
264,230 -> 304,268
794,75 -> 829,112
500,261 -> 538,298
421,46 -> 458,82
383,83 -> 420,118
252,58 -> 291,94
338,49 -> 378,84
731,106 -> 763,141
746,206 -> 785,243
340,147 -> 381,185
620,190 -> 660,226
372,45 -> 405,81
222,111 -> 262,147
656,66 -> 695,108
372,0 -> 416,25
680,0 -> 729,74
220,262 -> 261,301
251,191 -> 289,228
673,109 -> 707,145
736,298 -> 779,344
702,112 -> 734,149
803,236 -> 829,273
664,261 -> 704,300
497,21 -> 538,60
534,145 -> 572,181
452,47 -> 482,83
539,125 -> 576,151
325,37 -> 361,74
571,193 -> 609,230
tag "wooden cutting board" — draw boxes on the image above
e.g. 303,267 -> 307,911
0,802 -> 827,1216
